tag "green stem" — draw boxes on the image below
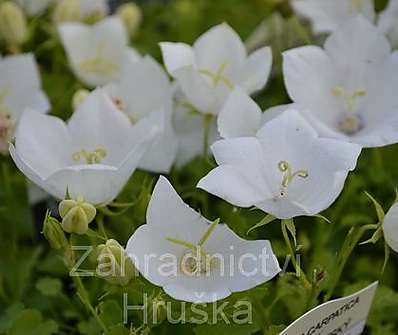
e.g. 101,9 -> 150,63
324,223 -> 379,302
281,221 -> 311,289
68,238 -> 109,334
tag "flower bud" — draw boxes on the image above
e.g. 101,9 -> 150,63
116,3 -> 142,38
147,292 -> 167,324
59,197 -> 96,235
72,89 -> 90,110
53,0 -> 81,24
43,214 -> 68,250
0,2 -> 28,49
96,239 -> 135,286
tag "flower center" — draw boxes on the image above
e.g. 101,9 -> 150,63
166,218 -> 220,276
337,113 -> 364,135
79,41 -> 119,76
332,86 -> 367,113
72,148 -> 107,164
278,161 -> 308,197
199,62 -> 234,90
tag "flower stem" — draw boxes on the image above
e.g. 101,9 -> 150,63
324,223 -> 379,302
281,220 -> 311,289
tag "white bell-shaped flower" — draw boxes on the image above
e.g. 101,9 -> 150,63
0,53 -> 49,154
58,17 -> 138,87
283,16 -> 398,148
161,23 -> 272,116
198,109 -> 361,220
104,56 -> 178,173
291,0 -> 375,34
378,0 -> 398,48
126,176 -> 281,303
10,89 -> 158,205
383,202 -> 398,253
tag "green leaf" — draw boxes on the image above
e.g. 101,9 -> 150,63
359,227 -> 383,245
284,219 -> 297,247
36,277 -> 62,297
0,303 -> 24,333
247,214 -> 277,234
365,191 -> 385,223
8,309 -> 58,335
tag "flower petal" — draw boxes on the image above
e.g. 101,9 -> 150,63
217,88 -> 262,139
383,203 -> 398,253
160,42 -> 196,75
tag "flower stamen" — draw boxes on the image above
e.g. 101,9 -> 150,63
79,41 -> 119,76
199,62 -> 234,89
72,148 -> 107,164
332,86 -> 367,112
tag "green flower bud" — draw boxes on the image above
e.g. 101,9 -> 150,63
0,2 -> 28,49
53,0 -> 81,24
59,197 -> 96,235
116,3 -> 142,38
96,239 -> 135,286
43,214 -> 68,250
72,89 -> 90,110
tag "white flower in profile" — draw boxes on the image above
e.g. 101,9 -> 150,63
0,53 -> 49,154
172,85 -> 218,167
291,0 -> 375,34
104,56 -> 178,173
10,89 -> 157,205
80,0 -> 109,20
126,176 -> 280,303
378,0 -> 398,48
383,202 -> 398,253
16,0 -> 54,16
283,16 -> 398,148
58,17 -> 138,87
198,110 -> 361,220
160,23 -> 272,116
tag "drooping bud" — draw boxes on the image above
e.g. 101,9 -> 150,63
72,89 -> 90,110
116,3 -> 142,38
43,213 -> 69,250
96,239 -> 136,286
52,0 -> 81,24
59,196 -> 96,235
0,2 -> 28,51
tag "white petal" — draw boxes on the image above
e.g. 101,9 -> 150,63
174,66 -> 221,115
383,203 -> 398,253
217,88 -> 262,139
160,42 -> 196,75
282,46 -> 340,126
148,176 -> 208,237
240,46 -> 272,94
325,15 -> 391,70
138,108 -> 178,173
68,89 -> 132,165
14,110 -> 71,179
193,23 -> 246,80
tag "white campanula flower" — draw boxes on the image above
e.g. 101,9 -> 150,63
16,0 -> 54,16
104,56 -> 178,173
58,17 -> 139,88
383,202 -> 398,253
378,0 -> 398,48
172,84 -> 218,166
0,53 -> 49,154
198,110 -> 361,220
283,16 -> 398,148
291,0 -> 375,34
160,23 -> 272,116
126,176 -> 280,303
10,89 -> 157,205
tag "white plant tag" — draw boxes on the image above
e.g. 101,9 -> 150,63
280,282 -> 378,335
